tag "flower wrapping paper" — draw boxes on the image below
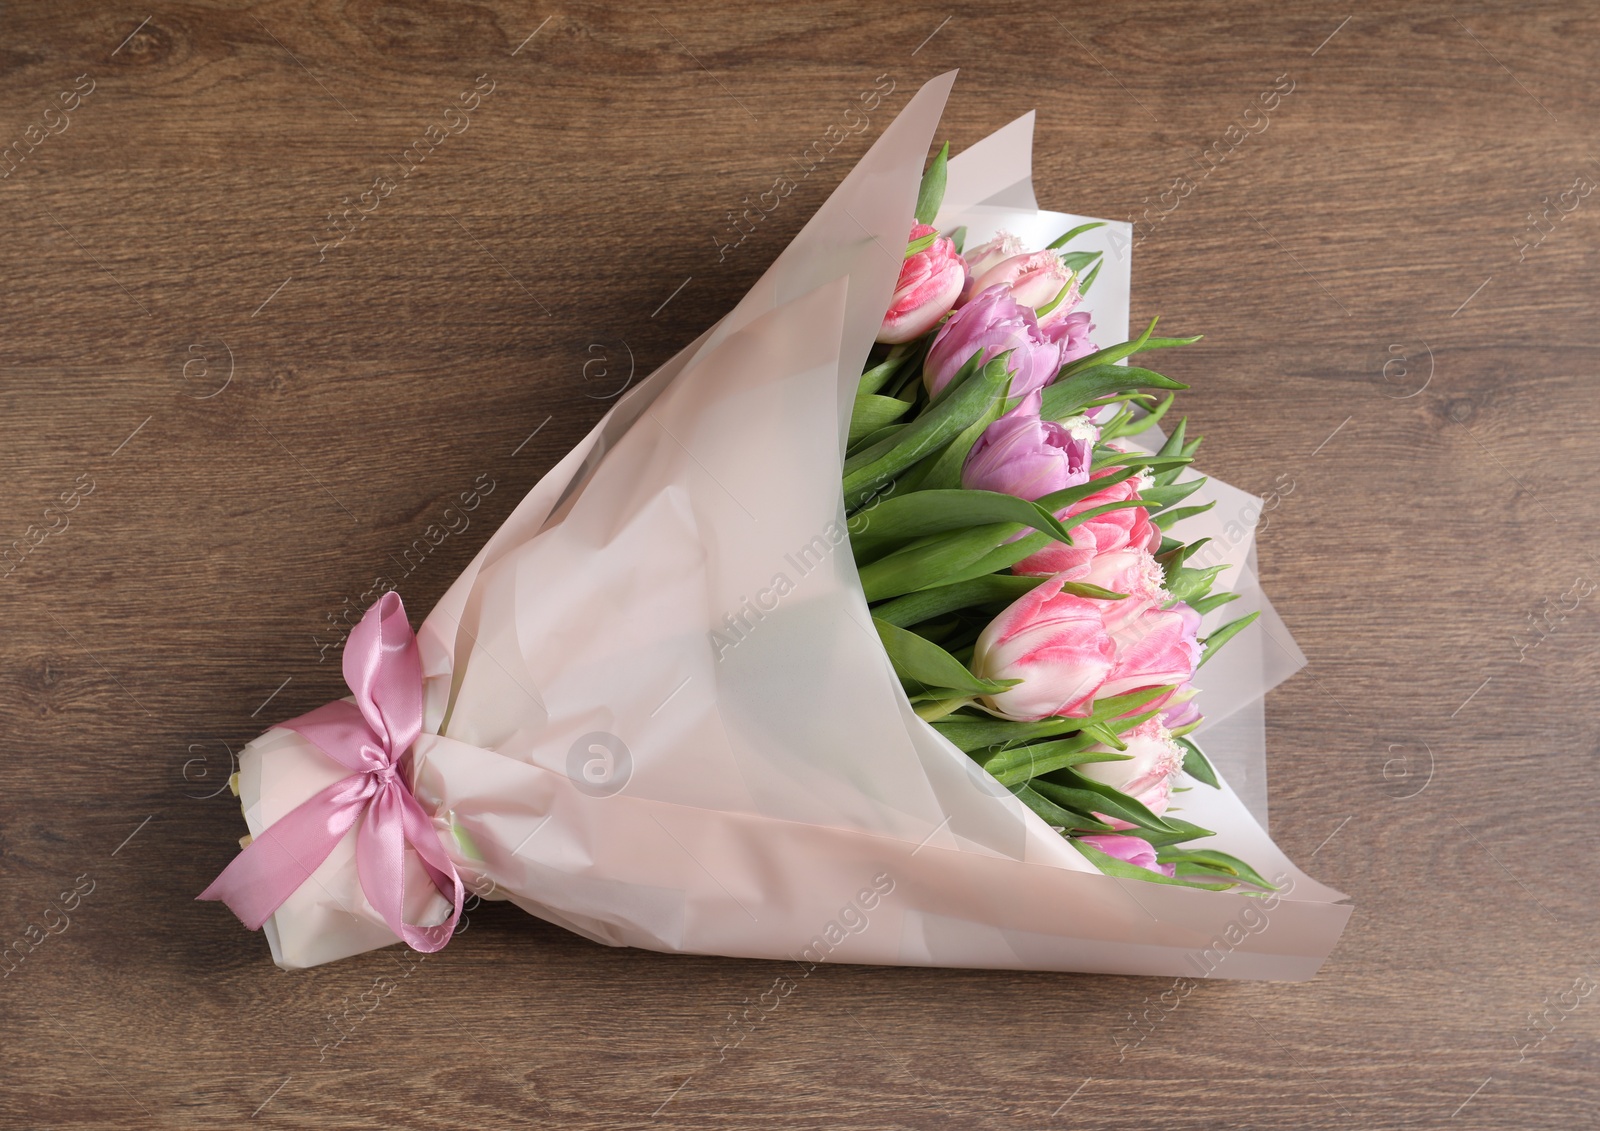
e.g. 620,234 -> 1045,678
234,72 -> 1350,978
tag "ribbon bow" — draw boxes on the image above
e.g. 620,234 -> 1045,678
199,592 -> 464,951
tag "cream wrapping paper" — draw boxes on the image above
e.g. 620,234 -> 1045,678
236,72 -> 1350,978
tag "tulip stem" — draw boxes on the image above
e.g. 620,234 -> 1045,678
858,344 -> 913,397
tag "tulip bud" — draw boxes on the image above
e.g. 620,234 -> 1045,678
1097,603 -> 1204,703
969,250 -> 1079,323
1077,833 -> 1176,877
1047,309 -> 1097,366
1073,548 -> 1168,631
877,223 -> 966,344
1158,684 -> 1203,732
1077,718 -> 1186,821
923,286 -> 1064,399
961,393 -> 1095,501
1012,474 -> 1161,577
971,575 -> 1114,721
962,230 -> 1026,285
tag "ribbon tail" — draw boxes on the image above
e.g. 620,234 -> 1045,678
356,784 -> 464,954
197,775 -> 373,930
398,788 -> 465,952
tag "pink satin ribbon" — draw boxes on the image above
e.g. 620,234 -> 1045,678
198,592 -> 464,951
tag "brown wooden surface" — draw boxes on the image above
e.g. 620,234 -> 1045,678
3,1 -> 1598,1127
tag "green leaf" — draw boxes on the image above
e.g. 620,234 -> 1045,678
924,346 -> 989,411
851,352 -> 977,466
1102,392 -> 1176,441
947,225 -> 967,254
909,391 -> 1007,493
933,715 -> 1084,753
914,141 -> 950,226
1155,537 -> 1208,574
1073,721 -> 1124,749
1047,220 -> 1106,249
874,618 -> 1017,697
1011,784 -> 1116,833
849,489 -> 1074,562
1032,781 -> 1161,830
1156,417 -> 1186,458
1056,250 -> 1100,274
848,394 -> 914,446
1035,271 -> 1082,319
1042,365 -> 1188,422
1151,420 -> 1191,487
1140,478 -> 1205,510
913,696 -> 976,722
1176,737 -> 1220,788
871,574 -> 1046,628
856,347 -> 912,397
1060,581 -> 1128,600
1152,501 -> 1215,531
905,231 -> 938,258
916,500 -> 1150,595
1093,406 -> 1136,439
1073,840 -> 1235,889
1199,611 -> 1261,666
1079,257 -> 1103,296
1157,848 -> 1276,891
930,687 -> 1173,752
921,684 -> 1171,755
1132,816 -> 1217,848
1089,685 -> 1179,720
1033,775 -> 1178,833
1165,563 -> 1227,604
843,355 -> 1013,510
853,467 -> 1147,595
979,735 -> 1127,786
1036,465 -> 1142,510
1089,451 -> 1194,474
1058,318 -> 1202,382
846,423 -> 907,461
1188,591 -> 1240,616
856,522 -> 1017,603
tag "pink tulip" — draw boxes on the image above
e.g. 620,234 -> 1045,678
970,250 -> 1078,322
1074,548 -> 1168,631
877,223 -> 966,344
960,231 -> 1026,298
1078,833 -> 1175,877
1078,718 -> 1186,823
972,575 -> 1114,721
923,285 -> 1063,399
1012,472 -> 1161,577
961,392 -> 1095,502
1097,603 -> 1204,703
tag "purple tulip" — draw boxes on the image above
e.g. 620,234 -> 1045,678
923,285 -> 1064,399
1158,685 -> 1203,732
961,392 -> 1095,501
1078,834 -> 1176,877
1048,310 -> 1097,367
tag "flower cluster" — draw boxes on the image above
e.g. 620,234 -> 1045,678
848,144 -> 1267,891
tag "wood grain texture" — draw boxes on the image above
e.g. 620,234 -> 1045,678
3,1 -> 1598,1127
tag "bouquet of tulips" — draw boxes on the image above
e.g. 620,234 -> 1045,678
200,74 -> 1349,980
845,146 -> 1268,891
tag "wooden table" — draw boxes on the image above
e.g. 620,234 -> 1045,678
3,2 -> 1594,1127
